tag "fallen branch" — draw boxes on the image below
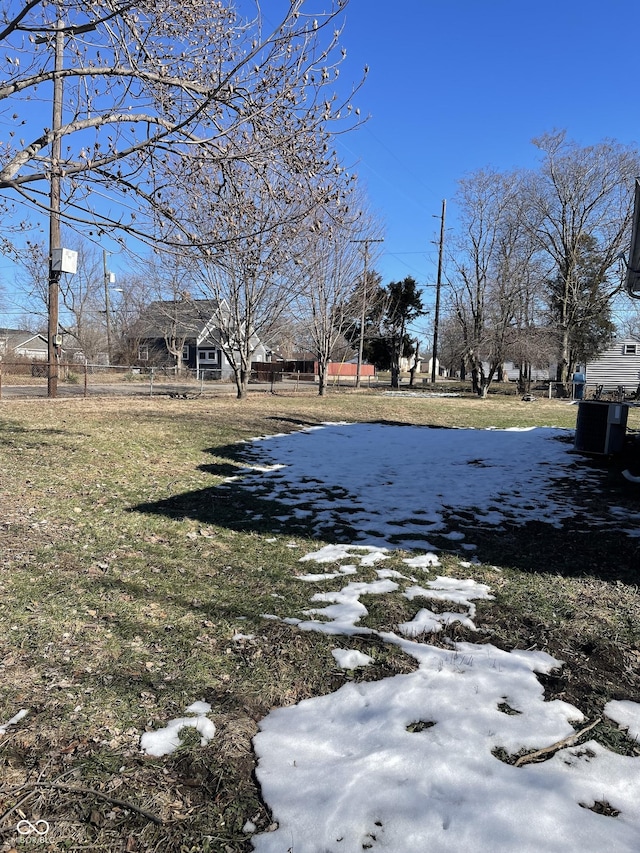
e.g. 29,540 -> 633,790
0,782 -> 164,825
515,717 -> 601,767
0,767 -> 80,826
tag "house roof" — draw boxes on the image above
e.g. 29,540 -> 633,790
134,299 -> 221,339
132,298 -> 267,354
0,329 -> 48,352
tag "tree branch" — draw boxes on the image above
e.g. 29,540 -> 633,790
514,717 -> 601,767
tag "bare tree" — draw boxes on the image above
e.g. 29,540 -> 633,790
448,168 -> 539,396
291,198 -> 376,396
106,270 -> 154,364
178,162 -> 307,398
436,312 -> 466,378
506,254 -> 553,392
124,253 -> 206,373
57,241 -> 108,361
525,130 -> 640,384
0,1 -> 364,250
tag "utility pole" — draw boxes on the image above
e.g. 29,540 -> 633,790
40,11 -> 92,396
431,199 -> 446,385
352,238 -> 383,388
104,250 -> 112,365
47,19 -> 64,398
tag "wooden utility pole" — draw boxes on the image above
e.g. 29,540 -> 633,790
47,19 -> 64,398
104,250 -> 112,365
431,199 -> 446,385
352,238 -> 383,388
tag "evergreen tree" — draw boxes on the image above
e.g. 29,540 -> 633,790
360,276 -> 426,388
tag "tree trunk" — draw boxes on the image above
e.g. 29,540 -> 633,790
233,366 -> 248,399
517,365 -> 531,395
553,324 -> 571,396
471,365 -> 480,395
409,338 -> 419,387
317,361 -> 328,396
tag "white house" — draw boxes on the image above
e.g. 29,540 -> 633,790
417,353 -> 448,379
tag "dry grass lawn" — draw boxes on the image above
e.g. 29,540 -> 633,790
0,389 -> 639,852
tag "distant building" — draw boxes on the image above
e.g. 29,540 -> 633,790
585,339 -> 640,392
500,361 -> 552,382
418,353 -> 447,379
0,328 -> 48,361
131,299 -> 268,379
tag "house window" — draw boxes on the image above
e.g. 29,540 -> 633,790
138,345 -> 148,361
182,345 -> 190,360
624,344 -> 637,355
199,348 -> 220,366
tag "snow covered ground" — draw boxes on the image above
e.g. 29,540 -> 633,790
234,423 -> 640,852
2,422 -> 638,849
236,422 -> 640,548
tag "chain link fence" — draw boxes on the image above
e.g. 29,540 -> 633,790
0,361 -> 237,399
0,361 -> 383,399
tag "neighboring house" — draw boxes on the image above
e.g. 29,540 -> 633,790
400,354 -> 420,373
585,339 -> 640,392
131,299 -> 268,379
0,328 -> 48,361
501,361 -> 552,382
418,354 -> 447,379
475,361 -> 552,382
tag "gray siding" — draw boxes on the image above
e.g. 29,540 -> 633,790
585,340 -> 640,388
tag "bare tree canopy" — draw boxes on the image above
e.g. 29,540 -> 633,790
442,132 -> 640,393
186,161 -> 306,399
449,168 -> 538,395
526,130 -> 640,382
290,189 -> 378,396
0,0 -> 363,250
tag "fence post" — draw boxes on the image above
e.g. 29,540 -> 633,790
84,363 -> 88,397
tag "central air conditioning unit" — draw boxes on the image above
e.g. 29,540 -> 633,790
574,401 -> 629,455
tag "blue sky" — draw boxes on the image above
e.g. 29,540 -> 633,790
336,0 -> 640,310
2,0 -> 639,327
